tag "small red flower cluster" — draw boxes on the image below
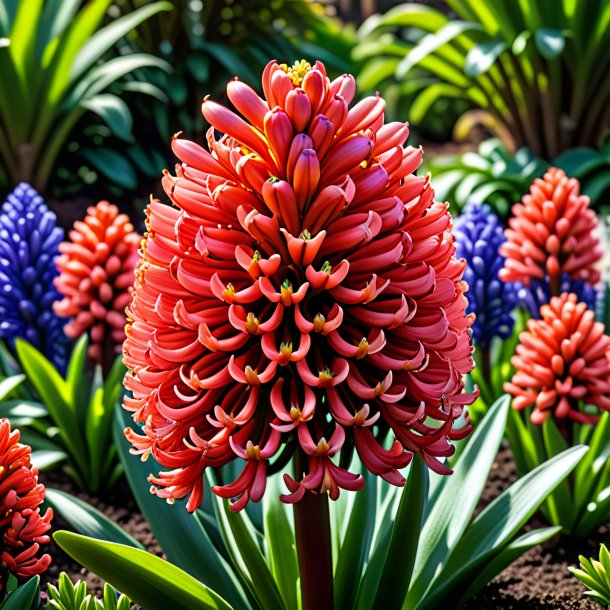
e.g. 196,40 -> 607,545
54,201 -> 140,367
0,419 -> 52,590
505,294 -> 610,424
123,60 -> 476,512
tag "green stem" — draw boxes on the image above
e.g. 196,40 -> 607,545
293,488 -> 334,610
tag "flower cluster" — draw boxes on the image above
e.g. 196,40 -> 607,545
453,202 -> 518,346
54,201 -> 140,369
0,184 -> 68,370
500,168 -> 601,298
504,293 -> 610,424
0,418 -> 52,590
123,59 -> 476,513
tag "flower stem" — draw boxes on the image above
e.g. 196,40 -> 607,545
293,489 -> 334,610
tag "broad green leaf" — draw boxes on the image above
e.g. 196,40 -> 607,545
0,575 -> 39,610
54,531 -> 233,610
534,27 -> 566,58
408,395 -> 510,605
31,450 -> 66,470
15,339 -> 85,460
115,409 -> 248,609
46,488 -> 143,549
465,38 -> 509,76
0,374 -> 24,400
80,148 -> 137,190
81,93 -> 133,142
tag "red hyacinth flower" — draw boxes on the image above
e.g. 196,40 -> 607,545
500,168 -> 602,296
123,59 -> 477,513
0,419 -> 52,593
54,201 -> 140,369
504,293 -> 610,425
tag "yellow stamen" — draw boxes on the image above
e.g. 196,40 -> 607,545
280,59 -> 312,85
246,441 -> 261,460
313,313 -> 326,333
356,338 -> 369,359
246,312 -> 259,334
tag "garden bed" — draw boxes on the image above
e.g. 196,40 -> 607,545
39,445 -> 601,609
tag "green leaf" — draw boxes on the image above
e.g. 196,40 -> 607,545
71,1 -> 172,80
80,148 -> 137,190
0,374 -> 25,400
81,94 -> 133,141
334,471 -> 378,610
114,409 -> 248,609
371,455 -> 427,609
263,478 -> 298,610
465,38 -> 509,76
0,575 -> 39,610
15,339 -> 85,460
408,395 -> 510,605
31,449 -> 66,470
54,531 -> 233,610
213,494 -> 284,610
460,526 -> 561,603
417,446 -> 587,609
45,488 -> 143,549
534,27 -> 566,58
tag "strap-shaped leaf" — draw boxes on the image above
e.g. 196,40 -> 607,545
114,410 -> 248,609
54,531 -> 233,610
71,1 -> 172,81
45,488 -> 143,549
416,445 -> 587,610
408,395 -> 510,606
459,526 -> 561,604
263,478 -> 298,610
371,455 -> 427,610
334,471 -> 378,610
0,374 -> 25,400
212,493 -> 285,610
0,575 -> 39,610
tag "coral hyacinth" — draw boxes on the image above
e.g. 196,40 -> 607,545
0,183 -> 68,370
0,419 -> 52,593
54,202 -> 140,370
504,294 -> 610,425
123,59 -> 477,513
500,168 -> 601,297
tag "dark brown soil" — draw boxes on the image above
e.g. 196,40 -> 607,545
462,444 -> 602,610
37,448 -> 605,609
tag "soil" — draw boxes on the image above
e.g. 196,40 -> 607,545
37,446 -> 605,609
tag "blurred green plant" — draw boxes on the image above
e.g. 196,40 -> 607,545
13,336 -> 125,493
570,544 -> 610,608
48,572 -> 133,610
50,396 -> 586,610
0,575 -> 40,610
0,0 -> 170,194
117,0 -> 357,138
355,1 -> 610,157
425,139 -> 610,218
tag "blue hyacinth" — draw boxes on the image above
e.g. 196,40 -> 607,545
0,183 -> 68,371
517,274 -> 598,319
453,202 -> 519,347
